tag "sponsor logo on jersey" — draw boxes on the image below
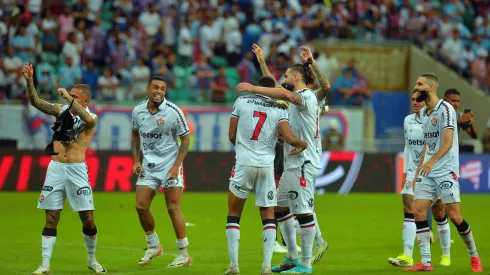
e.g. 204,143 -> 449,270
408,139 -> 424,146
427,142 -> 437,151
414,150 -> 421,159
42,185 -> 53,191
156,117 -> 164,127
431,117 -> 438,126
424,131 -> 439,138
143,142 -> 155,150
140,132 -> 163,139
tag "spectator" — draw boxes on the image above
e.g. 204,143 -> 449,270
112,8 -> 129,32
72,0 -> 89,26
211,66 -> 230,103
109,36 -> 130,73
322,120 -> 344,152
40,9 -> 57,32
440,29 -> 464,70
163,5 -> 179,47
138,3 -> 161,38
62,32 -> 82,66
11,25 -> 35,63
131,58 -> 151,99
97,68 -> 121,101
178,20 -> 194,67
471,50 -> 488,89
237,51 -> 257,84
88,18 -> 107,66
129,21 -> 148,59
442,0 -> 465,23
193,54 -> 214,100
199,17 -> 218,58
82,60 -> 99,98
443,88 -> 478,139
35,56 -> 56,99
316,48 -> 339,83
482,118 -> 490,153
460,44 -> 476,73
1,46 -> 23,95
113,0 -> 133,15
23,13 -> 39,42
58,56 -> 82,90
225,19 -> 242,67
58,6 -> 74,44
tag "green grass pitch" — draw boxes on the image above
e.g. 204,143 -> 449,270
0,192 -> 488,275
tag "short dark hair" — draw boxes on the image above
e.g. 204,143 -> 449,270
419,72 -> 439,83
257,76 -> 276,88
72,84 -> 92,98
148,75 -> 166,86
444,88 -> 460,96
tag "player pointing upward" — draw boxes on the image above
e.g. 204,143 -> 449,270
404,73 -> 483,272
224,76 -> 308,275
22,63 -> 106,274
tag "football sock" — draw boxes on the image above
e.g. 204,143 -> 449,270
41,227 -> 57,269
145,232 -> 160,249
313,212 -> 325,245
416,220 -> 432,266
402,213 -> 416,258
297,215 -> 315,269
455,219 -> 479,257
226,216 -> 240,267
82,226 -> 98,264
435,216 -> 451,257
176,237 -> 189,257
275,210 -> 298,260
427,209 -> 433,231
262,219 -> 277,269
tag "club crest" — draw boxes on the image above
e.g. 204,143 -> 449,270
431,117 -> 438,126
156,117 -> 164,127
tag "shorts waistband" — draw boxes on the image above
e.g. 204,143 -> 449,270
51,160 -> 86,166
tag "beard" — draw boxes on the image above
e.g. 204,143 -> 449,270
281,82 -> 294,91
415,89 -> 429,102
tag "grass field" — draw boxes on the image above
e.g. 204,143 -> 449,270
0,192 -> 488,275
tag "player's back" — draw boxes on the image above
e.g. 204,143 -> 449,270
232,95 -> 289,167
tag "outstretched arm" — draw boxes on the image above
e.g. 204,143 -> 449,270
57,88 -> 98,128
300,46 -> 331,102
236,83 -> 303,105
22,63 -> 62,117
252,43 -> 280,87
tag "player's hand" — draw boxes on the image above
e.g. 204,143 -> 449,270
300,45 -> 314,63
236,82 -> 254,93
21,63 -> 34,81
132,162 -> 143,176
167,165 -> 179,180
288,147 -> 305,156
252,43 -> 265,63
419,160 -> 435,177
57,88 -> 72,101
461,112 -> 473,123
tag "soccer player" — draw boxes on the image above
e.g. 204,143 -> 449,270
404,73 -> 483,272
22,64 -> 106,274
443,88 -> 478,139
236,45 -> 331,274
224,76 -> 308,275
253,43 -> 328,263
388,90 -> 452,268
131,75 -> 192,267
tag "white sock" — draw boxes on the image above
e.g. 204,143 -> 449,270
416,221 -> 432,266
277,211 -> 298,260
41,229 -> 57,269
82,227 -> 98,264
298,216 -> 315,268
313,213 -> 325,245
226,216 -> 240,267
435,217 -> 451,257
294,218 -> 300,235
402,213 -> 416,258
262,220 -> 277,269
145,232 -> 160,249
176,237 -> 189,257
455,220 -> 479,257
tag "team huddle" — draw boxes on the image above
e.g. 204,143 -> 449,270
22,43 -> 483,274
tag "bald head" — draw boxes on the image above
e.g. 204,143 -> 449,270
71,84 -> 92,107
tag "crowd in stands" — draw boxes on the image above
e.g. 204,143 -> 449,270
0,0 -> 488,106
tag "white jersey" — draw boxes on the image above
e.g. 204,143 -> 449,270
283,88 -> 322,171
403,113 -> 424,177
420,99 -> 460,177
231,94 -> 289,167
131,99 -> 189,172
59,104 -> 91,145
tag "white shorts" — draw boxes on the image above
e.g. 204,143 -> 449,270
136,164 -> 184,190
414,172 -> 461,204
37,161 -> 95,212
229,164 -> 276,207
277,162 -> 316,215
400,173 -> 421,196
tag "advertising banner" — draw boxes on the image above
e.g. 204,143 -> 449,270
395,153 -> 490,193
0,150 -> 394,193
0,105 -> 364,152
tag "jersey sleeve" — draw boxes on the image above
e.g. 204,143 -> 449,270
231,98 -> 241,118
296,90 -> 314,110
441,103 -> 456,131
175,107 -> 190,137
131,108 -> 139,130
278,108 -> 289,123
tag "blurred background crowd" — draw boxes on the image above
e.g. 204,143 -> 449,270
0,0 -> 489,106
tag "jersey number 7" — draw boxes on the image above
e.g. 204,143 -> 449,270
251,111 -> 267,140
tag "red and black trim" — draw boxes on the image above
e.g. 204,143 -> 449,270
166,103 -> 189,135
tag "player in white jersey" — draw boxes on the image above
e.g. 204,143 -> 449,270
404,73 -> 483,272
21,64 -> 106,274
237,46 -> 331,274
388,90 -> 452,268
224,76 -> 308,275
131,76 -> 192,268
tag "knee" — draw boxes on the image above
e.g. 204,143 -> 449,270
447,209 -> 463,225
80,212 -> 95,228
45,211 -> 60,228
403,206 -> 414,214
136,202 -> 149,215
167,201 -> 180,216
413,207 -> 427,221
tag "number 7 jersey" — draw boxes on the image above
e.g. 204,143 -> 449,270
231,95 -> 289,167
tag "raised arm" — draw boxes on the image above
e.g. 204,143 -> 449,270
57,88 -> 98,128
236,83 -> 303,105
299,46 -> 331,102
22,63 -> 62,117
252,43 -> 280,87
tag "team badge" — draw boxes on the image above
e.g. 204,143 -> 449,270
431,117 -> 438,126
156,117 -> 164,126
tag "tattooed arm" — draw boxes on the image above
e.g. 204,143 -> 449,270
22,64 -> 62,117
299,46 -> 331,102
252,43 -> 280,87
57,88 -> 98,128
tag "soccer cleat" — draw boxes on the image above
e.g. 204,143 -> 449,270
312,240 -> 329,264
388,254 -> 414,267
271,257 -> 300,273
439,255 -> 451,267
279,264 -> 313,274
223,266 -> 240,275
32,266 -> 51,274
167,255 -> 192,267
403,262 -> 433,272
88,262 -> 107,273
138,245 -> 163,265
470,256 -> 483,272
262,267 -> 273,275
274,241 -> 288,253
